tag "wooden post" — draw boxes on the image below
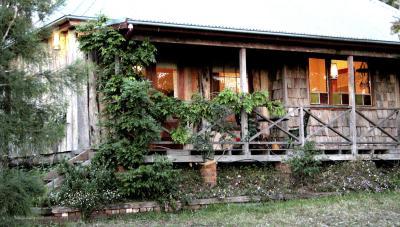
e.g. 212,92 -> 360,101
282,66 -> 288,105
88,52 -> 100,147
200,67 -> 211,100
239,48 -> 249,155
299,107 -> 305,146
348,56 -> 357,155
115,55 -> 120,75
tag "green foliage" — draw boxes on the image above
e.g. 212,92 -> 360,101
55,162 -> 120,220
191,132 -> 215,161
77,15 -> 156,83
286,142 -> 321,182
213,89 -> 242,113
74,16 -> 286,212
169,90 -> 285,161
117,157 -> 179,201
213,89 -> 285,116
171,126 -> 191,144
77,17 -> 159,170
392,21 -> 400,34
0,169 -> 44,217
380,0 -> 399,8
0,0 -> 63,65
73,17 -> 180,211
0,60 -> 88,158
0,0 -> 87,159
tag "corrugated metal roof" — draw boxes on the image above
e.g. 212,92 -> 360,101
43,0 -> 400,44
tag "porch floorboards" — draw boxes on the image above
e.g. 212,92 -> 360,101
144,149 -> 400,163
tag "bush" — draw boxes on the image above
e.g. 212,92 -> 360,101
0,169 -> 45,217
54,162 -> 120,220
316,160 -> 390,193
174,165 -> 293,202
387,166 -> 400,190
117,157 -> 179,201
286,142 -> 321,183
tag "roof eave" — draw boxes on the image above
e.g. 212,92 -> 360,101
124,19 -> 400,47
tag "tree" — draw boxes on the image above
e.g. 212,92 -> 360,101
381,0 -> 400,8
0,0 -> 85,165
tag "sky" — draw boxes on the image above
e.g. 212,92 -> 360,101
41,0 -> 400,42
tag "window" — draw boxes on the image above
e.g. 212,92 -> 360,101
211,66 -> 241,94
330,60 -> 349,105
354,62 -> 372,105
308,58 -> 371,106
309,58 -> 328,104
148,63 -> 177,97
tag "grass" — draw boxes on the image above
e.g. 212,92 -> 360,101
60,191 -> 400,226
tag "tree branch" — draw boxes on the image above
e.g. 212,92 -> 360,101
1,5 -> 19,45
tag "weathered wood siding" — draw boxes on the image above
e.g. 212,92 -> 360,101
278,59 -> 400,149
356,63 -> 399,146
47,29 -> 94,155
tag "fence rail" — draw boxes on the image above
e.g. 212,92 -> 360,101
150,106 -> 400,155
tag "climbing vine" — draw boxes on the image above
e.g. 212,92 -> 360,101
65,16 -> 285,205
77,16 -> 162,169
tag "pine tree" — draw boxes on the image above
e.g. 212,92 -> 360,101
0,0 -> 85,165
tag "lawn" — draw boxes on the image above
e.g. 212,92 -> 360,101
75,192 -> 400,226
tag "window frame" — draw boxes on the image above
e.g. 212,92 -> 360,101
211,66 -> 241,97
308,58 -> 373,106
147,63 -> 178,98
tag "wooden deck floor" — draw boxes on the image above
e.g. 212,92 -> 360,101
144,149 -> 400,163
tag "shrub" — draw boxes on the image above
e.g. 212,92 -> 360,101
117,157 -> 179,201
286,142 -> 321,183
0,169 -> 45,217
55,162 -> 120,220
174,165 -> 293,202
386,166 -> 400,190
316,160 -> 390,193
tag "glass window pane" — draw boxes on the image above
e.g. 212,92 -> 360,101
330,60 -> 348,94
364,95 -> 372,106
342,94 -> 349,105
354,62 -> 371,95
355,94 -> 363,105
310,93 -> 320,104
320,93 -> 328,104
309,58 -> 327,93
155,67 -> 175,96
212,67 -> 240,94
332,93 -> 341,105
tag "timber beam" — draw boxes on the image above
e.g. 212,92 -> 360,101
127,25 -> 400,59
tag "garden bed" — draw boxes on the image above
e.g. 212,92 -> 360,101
36,192 -> 338,221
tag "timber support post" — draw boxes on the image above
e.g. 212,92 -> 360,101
87,52 -> 100,147
348,56 -> 357,156
299,106 -> 305,146
239,48 -> 250,155
115,55 -> 120,75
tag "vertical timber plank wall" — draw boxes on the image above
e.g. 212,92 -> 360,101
284,59 -> 309,135
50,29 -> 92,155
359,62 -> 400,147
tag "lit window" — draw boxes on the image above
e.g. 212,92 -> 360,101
309,58 -> 328,104
330,60 -> 349,105
152,64 -> 177,97
354,62 -> 371,106
308,58 -> 371,106
211,67 -> 241,95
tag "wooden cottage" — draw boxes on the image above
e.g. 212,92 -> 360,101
44,0 -> 400,162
